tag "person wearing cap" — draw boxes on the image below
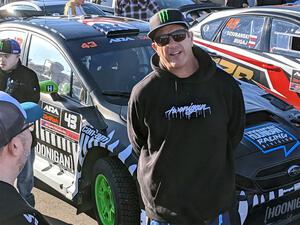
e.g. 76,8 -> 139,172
0,38 -> 40,207
0,91 -> 49,225
115,0 -> 160,21
127,8 -> 245,225
64,0 -> 86,16
225,0 -> 249,7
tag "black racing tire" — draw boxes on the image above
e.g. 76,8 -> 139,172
92,157 -> 140,225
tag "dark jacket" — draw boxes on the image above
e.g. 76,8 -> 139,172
226,0 -> 248,7
256,0 -> 286,5
127,46 -> 245,224
0,60 -> 40,103
0,181 -> 50,225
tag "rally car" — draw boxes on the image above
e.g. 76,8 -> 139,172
1,14 -> 300,225
190,5 -> 300,110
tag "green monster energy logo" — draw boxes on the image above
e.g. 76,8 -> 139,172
159,10 -> 169,23
0,41 -> 3,51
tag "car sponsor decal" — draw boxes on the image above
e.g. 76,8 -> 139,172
244,123 -> 300,157
248,190 -> 300,224
35,102 -> 82,172
290,70 -> 300,93
224,31 -> 258,48
81,41 -> 97,49
213,57 -> 254,80
226,18 -> 241,30
78,125 -> 137,175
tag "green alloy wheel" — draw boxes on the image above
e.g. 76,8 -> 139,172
95,175 -> 115,225
92,157 -> 140,225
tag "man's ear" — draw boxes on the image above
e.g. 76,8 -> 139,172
7,137 -> 21,157
189,31 -> 193,40
152,42 -> 158,52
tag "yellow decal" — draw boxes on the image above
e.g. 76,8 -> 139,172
218,59 -> 254,80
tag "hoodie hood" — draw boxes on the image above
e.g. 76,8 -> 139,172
150,45 -> 217,82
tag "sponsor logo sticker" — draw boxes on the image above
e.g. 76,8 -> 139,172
244,122 -> 300,157
290,70 -> 300,93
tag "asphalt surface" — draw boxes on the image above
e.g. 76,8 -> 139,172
33,187 -> 97,225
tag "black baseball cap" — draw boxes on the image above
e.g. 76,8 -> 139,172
0,91 -> 43,148
148,8 -> 189,40
0,38 -> 21,54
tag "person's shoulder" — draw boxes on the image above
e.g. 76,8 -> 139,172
131,71 -> 158,99
4,213 -> 49,225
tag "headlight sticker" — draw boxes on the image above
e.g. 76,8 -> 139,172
244,122 -> 300,157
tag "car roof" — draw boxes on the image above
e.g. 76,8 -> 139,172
1,0 -> 67,8
201,4 -> 300,21
0,16 -> 150,40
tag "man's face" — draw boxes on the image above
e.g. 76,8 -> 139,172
152,24 -> 194,73
0,53 -> 19,71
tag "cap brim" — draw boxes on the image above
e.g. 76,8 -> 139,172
20,102 -> 43,124
148,21 -> 189,40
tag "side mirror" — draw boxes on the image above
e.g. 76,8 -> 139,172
39,80 -> 58,94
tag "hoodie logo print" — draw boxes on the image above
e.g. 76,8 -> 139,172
165,103 -> 211,120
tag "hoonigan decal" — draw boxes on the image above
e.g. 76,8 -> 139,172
244,123 -> 300,157
35,102 -> 82,172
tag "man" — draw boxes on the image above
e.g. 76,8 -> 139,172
0,91 -> 48,225
64,0 -> 86,16
225,0 -> 249,7
0,38 -> 40,207
127,9 -> 245,225
115,0 -> 160,21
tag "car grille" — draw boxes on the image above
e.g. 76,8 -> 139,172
254,159 -> 300,192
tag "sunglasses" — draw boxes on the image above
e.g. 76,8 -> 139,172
154,29 -> 189,47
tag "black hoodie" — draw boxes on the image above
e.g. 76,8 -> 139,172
127,46 -> 245,224
0,181 -> 50,225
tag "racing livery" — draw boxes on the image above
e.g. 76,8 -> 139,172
190,4 -> 300,110
0,13 -> 300,225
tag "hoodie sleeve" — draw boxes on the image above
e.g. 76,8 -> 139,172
229,80 -> 245,150
127,88 -> 148,155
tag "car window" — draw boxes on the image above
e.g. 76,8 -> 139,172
270,19 -> 300,57
220,16 -> 265,50
42,4 -> 65,15
82,3 -> 105,15
0,30 -> 27,51
80,46 -> 153,93
28,35 -> 85,102
201,19 -> 224,41
9,4 -> 37,11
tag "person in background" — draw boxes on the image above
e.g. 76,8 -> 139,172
115,0 -> 160,21
127,8 -> 245,225
255,0 -> 286,5
0,38 -> 40,207
0,91 -> 47,225
225,0 -> 249,7
64,0 -> 86,16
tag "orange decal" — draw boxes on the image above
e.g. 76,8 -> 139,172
226,18 -> 241,30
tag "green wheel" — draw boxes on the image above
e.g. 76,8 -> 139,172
92,157 -> 140,225
95,175 -> 115,225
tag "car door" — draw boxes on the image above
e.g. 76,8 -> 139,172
26,34 -> 90,194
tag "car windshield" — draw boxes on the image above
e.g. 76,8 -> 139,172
68,37 -> 154,94
155,0 -> 194,8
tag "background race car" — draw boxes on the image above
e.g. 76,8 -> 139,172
1,12 -> 300,225
191,5 -> 300,110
